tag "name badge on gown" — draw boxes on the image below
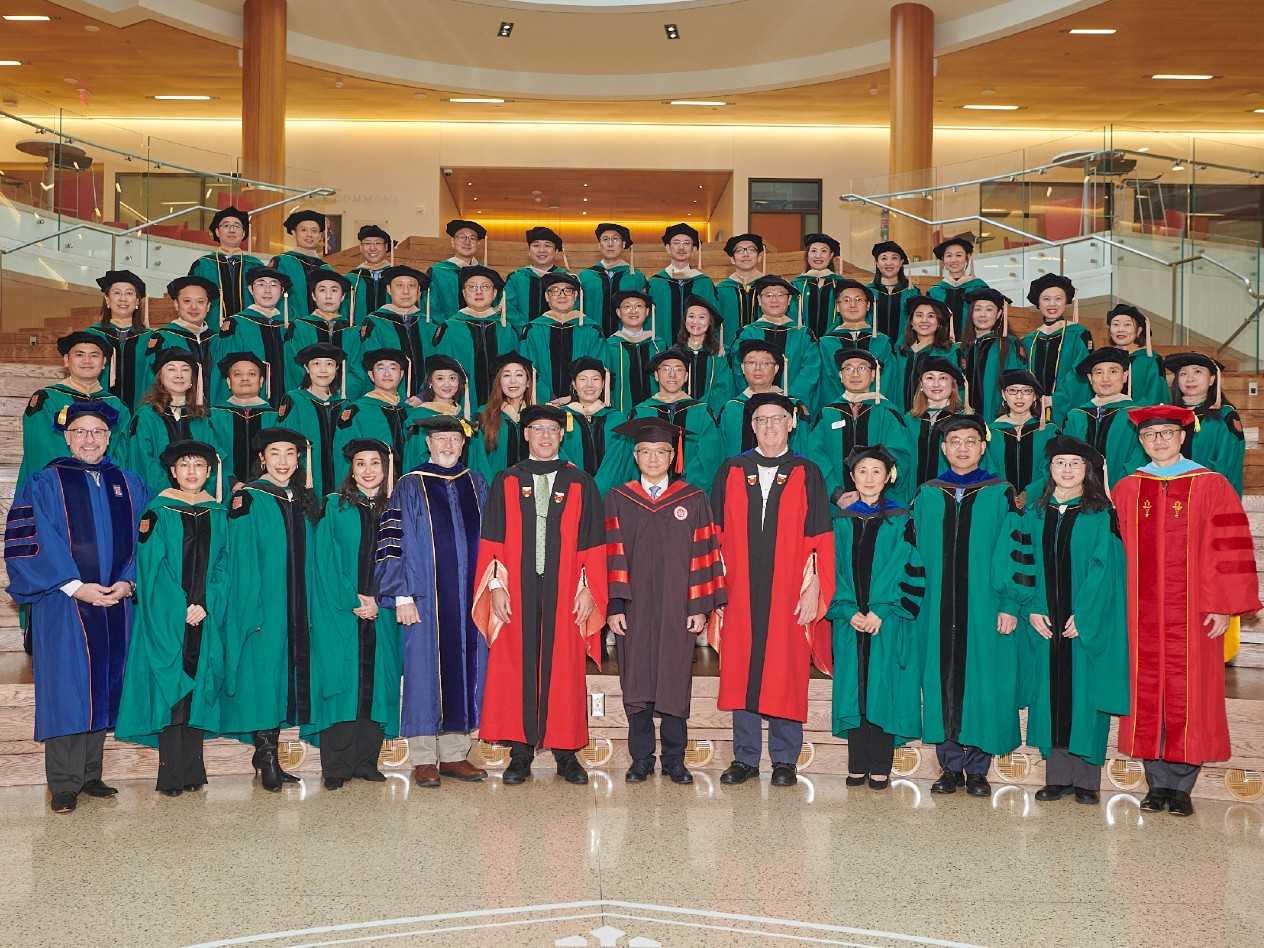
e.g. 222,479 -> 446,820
831,419 -> 846,430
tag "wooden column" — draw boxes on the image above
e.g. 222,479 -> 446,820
241,0 -> 287,258
889,2 -> 934,260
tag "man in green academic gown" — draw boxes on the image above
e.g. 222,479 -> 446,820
715,233 -> 764,347
519,272 -> 604,405
332,348 -> 410,484
138,275 -> 219,396
209,352 -> 278,488
343,224 -> 394,325
209,266 -> 291,407
911,414 -> 1023,797
807,349 -> 914,506
602,289 -> 661,414
357,265 -> 429,397
1061,347 -> 1148,487
580,223 -> 647,336
285,270 -> 364,397
717,338 -> 809,457
731,275 -> 822,413
817,279 -> 895,407
19,333 -> 132,487
648,222 -> 716,350
428,219 -> 491,322
189,206 -> 264,324
504,226 -> 569,333
270,209 -> 335,319
432,265 -> 519,410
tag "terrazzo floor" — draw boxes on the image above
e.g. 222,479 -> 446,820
2,766 -> 1261,947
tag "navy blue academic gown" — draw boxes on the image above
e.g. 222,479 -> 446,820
375,461 -> 488,736
4,455 -> 148,740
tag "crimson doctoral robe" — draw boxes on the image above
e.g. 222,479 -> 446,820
472,459 -> 608,750
711,452 -> 835,722
1114,465 -> 1261,764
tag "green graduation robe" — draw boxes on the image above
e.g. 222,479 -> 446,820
126,404 -> 217,494
1010,499 -> 1130,764
332,393 -> 410,485
467,410 -> 528,482
984,419 -> 1057,505
18,384 -> 132,487
817,326 -> 895,408
114,495 -> 229,746
828,504 -> 926,743
911,474 -> 1024,755
681,345 -> 734,416
300,492 -> 402,746
357,308 -> 429,398
887,343 -> 960,414
276,387 -> 345,497
579,263 -> 648,336
647,269 -> 716,350
1023,323 -> 1094,425
189,250 -> 264,324
1184,401 -> 1246,495
928,276 -> 989,338
283,314 -> 367,398
1061,398 -> 1147,487
731,318 -> 822,413
504,264 -> 568,334
519,315 -> 605,403
807,397 -> 916,506
560,404 -> 625,479
792,271 -> 845,340
269,250 -> 335,318
1127,348 -> 1168,406
209,400 -> 278,487
715,276 -> 762,348
602,332 -> 661,415
343,265 -> 393,325
960,332 -> 1025,422
431,309 -> 521,410
136,322 -> 218,399
210,307 -> 288,407
906,408 -> 961,489
868,278 -> 920,348
596,395 -> 722,495
84,321 -> 150,412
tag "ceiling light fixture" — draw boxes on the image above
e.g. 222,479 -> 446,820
664,23 -> 680,40
0,60 -> 23,67
961,104 -> 1020,110
1253,109 -> 1264,114
1152,74 -> 1214,80
498,21 -> 513,37
1068,28 -> 1116,34
1172,161 -> 1186,171
449,97 -> 505,104
151,94 -> 213,101
1137,146 -> 1150,152
670,100 -> 726,107
3,14 -> 51,21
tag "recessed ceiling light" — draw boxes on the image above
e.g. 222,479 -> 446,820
497,21 -> 513,37
151,95 -> 213,101
670,100 -> 727,107
449,97 -> 505,104
1068,28 -> 1116,34
664,23 -> 680,39
1253,109 -> 1264,114
0,61 -> 23,67
1152,74 -> 1214,80
83,24 -> 99,32
3,14 -> 51,21
962,104 -> 1021,110
1137,146 -> 1150,152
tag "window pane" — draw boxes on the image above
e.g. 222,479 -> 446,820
750,179 -> 821,213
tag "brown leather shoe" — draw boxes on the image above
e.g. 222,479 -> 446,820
440,760 -> 487,782
412,764 -> 440,788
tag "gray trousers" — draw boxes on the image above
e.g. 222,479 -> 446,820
409,732 -> 474,766
732,710 -> 802,767
44,730 -> 106,794
1144,759 -> 1201,793
1046,748 -> 1101,790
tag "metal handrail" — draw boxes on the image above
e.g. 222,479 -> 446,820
0,187 -> 335,261
846,146 -> 1264,204
0,108 -> 315,195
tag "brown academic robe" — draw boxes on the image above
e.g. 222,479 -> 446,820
604,479 -> 725,719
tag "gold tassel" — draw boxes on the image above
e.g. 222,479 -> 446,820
964,378 -> 972,414
1145,316 -> 1152,356
1001,301 -> 1009,338
531,367 -> 539,403
143,297 -> 150,328
566,410 -> 573,433
649,302 -> 656,340
1072,297 -> 1080,324
1214,369 -> 1223,409
697,243 -> 703,270
390,241 -> 395,267
214,452 -> 222,504
387,450 -> 395,497
406,357 -> 413,397
630,245 -> 635,269
340,363 -> 346,401
283,293 -> 289,329
425,290 -> 431,324
500,295 -> 508,328
219,286 -> 225,320
874,362 -> 881,395
603,371 -> 611,407
196,364 -> 204,406
305,441 -> 313,490
579,287 -> 585,321
265,363 -> 271,401
948,310 -> 956,343
463,379 -> 471,420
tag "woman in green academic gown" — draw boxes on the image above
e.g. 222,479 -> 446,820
958,287 -> 1025,422
403,354 -> 468,471
468,352 -> 534,480
284,270 -> 365,397
1021,274 -> 1093,425
1012,435 -> 1129,805
1165,351 -> 1245,495
985,369 -> 1057,507
905,357 -> 966,488
85,269 -> 150,411
868,241 -> 920,347
220,427 -> 322,791
674,296 -> 733,416
127,349 -> 216,493
115,440 -> 228,796
276,343 -> 346,497
560,357 -> 625,478
828,447 -> 926,789
927,233 -> 989,339
1106,304 -> 1167,406
792,233 -> 845,340
888,296 -> 959,413
302,439 -> 402,790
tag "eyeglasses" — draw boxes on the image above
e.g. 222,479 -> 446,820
464,282 -> 495,292
752,415 -> 790,427
839,295 -> 869,305
525,424 -> 561,434
944,437 -> 982,448
66,427 -> 109,439
742,360 -> 778,370
546,287 -> 576,296
1139,427 -> 1181,443
1003,387 -> 1036,397
760,290 -> 790,300
634,448 -> 673,459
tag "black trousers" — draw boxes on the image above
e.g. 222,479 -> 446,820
936,738 -> 991,776
627,705 -> 687,767
846,717 -> 894,777
508,742 -> 578,766
157,725 -> 206,791
44,730 -> 106,794
319,719 -> 385,779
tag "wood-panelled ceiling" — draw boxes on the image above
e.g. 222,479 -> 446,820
0,0 -> 1263,130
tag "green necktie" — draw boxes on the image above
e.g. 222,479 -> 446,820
533,473 -> 550,575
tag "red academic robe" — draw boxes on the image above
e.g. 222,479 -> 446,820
1114,467 -> 1261,764
472,460 -> 608,751
711,453 -> 835,722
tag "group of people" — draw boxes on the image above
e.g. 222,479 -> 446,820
5,210 -> 1259,821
